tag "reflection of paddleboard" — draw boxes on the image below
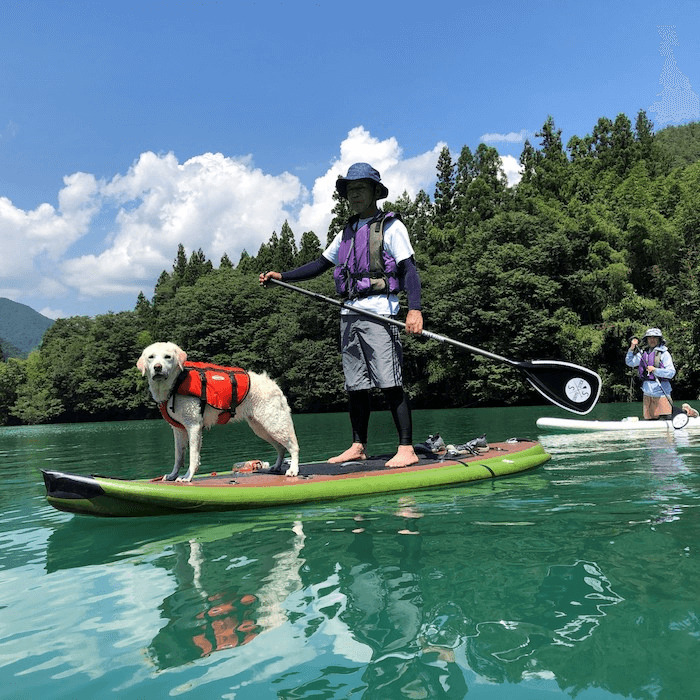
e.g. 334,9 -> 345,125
536,415 -> 700,433
41,440 -> 549,517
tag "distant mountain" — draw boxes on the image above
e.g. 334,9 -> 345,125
0,298 -> 54,359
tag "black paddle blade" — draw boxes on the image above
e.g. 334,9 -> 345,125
519,360 -> 602,415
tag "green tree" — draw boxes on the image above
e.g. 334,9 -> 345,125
172,243 -> 188,287
532,116 -> 569,199
0,358 -> 25,425
634,109 -> 655,163
433,146 -> 455,229
296,231 -> 322,265
273,220 -> 298,270
327,190 -> 351,244
611,113 -> 636,177
10,351 -> 63,424
183,248 -> 213,286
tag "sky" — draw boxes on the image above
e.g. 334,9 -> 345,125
1,0 -> 699,320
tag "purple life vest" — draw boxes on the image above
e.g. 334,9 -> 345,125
333,212 -> 400,299
638,349 -> 663,381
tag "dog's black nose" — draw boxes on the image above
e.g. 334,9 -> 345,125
154,364 -> 162,372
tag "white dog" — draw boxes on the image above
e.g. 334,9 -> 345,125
137,341 -> 299,481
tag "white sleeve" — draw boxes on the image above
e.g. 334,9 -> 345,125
322,231 -> 342,265
382,219 -> 414,263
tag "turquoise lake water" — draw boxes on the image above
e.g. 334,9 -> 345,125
1,403 -> 699,699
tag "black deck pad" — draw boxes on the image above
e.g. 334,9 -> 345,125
268,453 -> 450,478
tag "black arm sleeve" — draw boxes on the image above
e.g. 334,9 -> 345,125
280,255 -> 334,282
398,257 -> 422,311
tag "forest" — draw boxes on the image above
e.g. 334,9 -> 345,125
1,111 -> 699,425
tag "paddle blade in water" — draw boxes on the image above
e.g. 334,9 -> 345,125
519,360 -> 602,415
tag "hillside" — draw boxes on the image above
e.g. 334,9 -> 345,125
0,298 -> 54,359
655,121 -> 700,168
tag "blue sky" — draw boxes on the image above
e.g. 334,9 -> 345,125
1,0 -> 698,319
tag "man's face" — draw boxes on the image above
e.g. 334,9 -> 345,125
346,180 -> 378,216
647,336 -> 660,347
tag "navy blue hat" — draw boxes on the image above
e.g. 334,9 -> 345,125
335,162 -> 389,200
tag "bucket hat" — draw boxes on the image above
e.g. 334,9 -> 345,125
643,327 -> 665,343
335,162 -> 389,200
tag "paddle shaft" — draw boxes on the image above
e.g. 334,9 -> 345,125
266,278 -> 519,368
267,277 -> 602,414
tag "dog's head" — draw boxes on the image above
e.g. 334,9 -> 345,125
137,342 -> 187,383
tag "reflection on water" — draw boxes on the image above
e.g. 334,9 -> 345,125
2,407 -> 700,698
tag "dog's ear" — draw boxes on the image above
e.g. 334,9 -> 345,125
136,353 -> 148,376
174,346 -> 187,371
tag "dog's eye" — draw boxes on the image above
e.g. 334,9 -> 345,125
148,354 -> 155,359
164,354 -> 172,359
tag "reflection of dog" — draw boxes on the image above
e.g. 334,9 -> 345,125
137,342 -> 299,481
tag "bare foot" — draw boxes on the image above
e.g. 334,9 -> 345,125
385,445 -> 419,468
328,443 -> 367,463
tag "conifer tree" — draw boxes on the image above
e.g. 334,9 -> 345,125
296,231 -> 322,265
236,250 -> 254,274
634,109 -> 655,163
328,190 -> 351,245
433,146 -> 455,228
172,243 -> 188,287
273,221 -> 298,270
183,248 -> 213,286
611,113 -> 636,176
532,116 -> 568,198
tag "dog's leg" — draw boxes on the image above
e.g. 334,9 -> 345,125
284,436 -> 300,478
247,419 -> 287,474
180,424 -> 203,482
164,427 -> 187,481
247,417 -> 300,477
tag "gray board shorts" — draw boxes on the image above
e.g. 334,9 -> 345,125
339,313 -> 403,391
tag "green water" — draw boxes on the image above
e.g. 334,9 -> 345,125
1,404 -> 699,699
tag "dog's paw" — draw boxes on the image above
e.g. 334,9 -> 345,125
285,465 -> 299,477
176,475 -> 193,483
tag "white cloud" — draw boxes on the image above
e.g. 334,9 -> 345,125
0,171 -> 99,280
0,128 -> 443,316
39,307 -> 64,321
62,151 -> 305,296
500,154 -> 524,187
480,129 -> 531,143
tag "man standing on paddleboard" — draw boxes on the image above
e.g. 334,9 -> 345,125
260,163 -> 423,467
625,328 -> 676,420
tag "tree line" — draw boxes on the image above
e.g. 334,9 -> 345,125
2,110 -> 699,425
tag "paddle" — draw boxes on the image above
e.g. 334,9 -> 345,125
657,377 -> 689,429
265,278 -> 602,415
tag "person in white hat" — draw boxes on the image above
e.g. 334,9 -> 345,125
261,163 -> 423,467
626,328 -> 676,419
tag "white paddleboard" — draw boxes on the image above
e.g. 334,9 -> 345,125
536,415 -> 700,433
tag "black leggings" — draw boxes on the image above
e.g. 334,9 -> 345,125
348,387 -> 413,446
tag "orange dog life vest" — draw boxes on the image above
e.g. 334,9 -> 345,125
159,361 -> 251,431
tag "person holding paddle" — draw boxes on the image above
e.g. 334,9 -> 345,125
260,162 -> 423,467
626,328 -> 676,420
